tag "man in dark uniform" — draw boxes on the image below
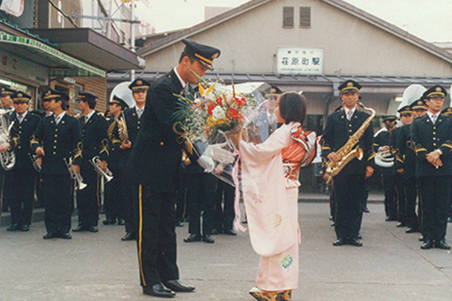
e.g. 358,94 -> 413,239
395,104 -> 419,233
0,92 -> 41,231
127,39 -> 220,298
31,89 -> 82,239
119,78 -> 150,241
374,116 -> 397,222
412,85 -> 452,250
103,96 -> 129,225
440,107 -> 452,224
321,80 -> 374,247
72,91 -> 109,233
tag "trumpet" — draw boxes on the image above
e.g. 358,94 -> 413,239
29,153 -> 41,172
64,157 -> 87,190
89,156 -> 113,182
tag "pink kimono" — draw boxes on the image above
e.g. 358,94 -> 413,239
239,122 -> 313,291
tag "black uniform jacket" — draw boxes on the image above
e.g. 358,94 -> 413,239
31,114 -> 82,175
411,113 -> 452,177
106,118 -> 121,170
321,108 -> 374,176
9,112 -> 41,170
79,112 -> 109,167
127,69 -> 185,192
395,124 -> 417,177
118,107 -> 142,170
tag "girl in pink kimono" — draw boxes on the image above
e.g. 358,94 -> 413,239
228,92 -> 315,301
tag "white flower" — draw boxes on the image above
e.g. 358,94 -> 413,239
212,106 -> 226,121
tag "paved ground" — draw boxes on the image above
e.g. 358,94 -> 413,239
1,201 -> 452,301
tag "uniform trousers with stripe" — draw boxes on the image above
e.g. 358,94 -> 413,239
137,185 -> 179,287
42,174 -> 73,234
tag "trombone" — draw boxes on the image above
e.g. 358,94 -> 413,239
64,157 -> 87,190
89,155 -> 113,182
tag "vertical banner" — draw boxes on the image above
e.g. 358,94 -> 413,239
0,0 -> 24,17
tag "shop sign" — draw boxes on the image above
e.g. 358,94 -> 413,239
277,47 -> 324,75
0,49 -> 48,84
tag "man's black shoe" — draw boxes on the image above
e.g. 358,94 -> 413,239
89,226 -> 98,233
434,240 -> 451,250
121,232 -> 136,241
224,229 -> 237,236
118,219 -> 126,225
162,280 -> 195,292
143,283 -> 175,298
396,222 -> 407,227
60,233 -> 72,239
357,233 -> 362,240
184,233 -> 201,243
175,221 -> 184,227
72,225 -> 88,232
421,239 -> 433,249
349,238 -> 363,247
419,235 -> 425,241
448,217 -> 452,223
333,238 -> 347,246
406,227 -> 418,233
385,216 -> 397,222
20,224 -> 30,232
363,207 -> 370,213
202,234 -> 215,243
103,219 -> 116,225
43,232 -> 58,239
7,223 -> 20,231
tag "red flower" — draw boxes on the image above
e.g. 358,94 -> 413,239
216,97 -> 223,106
227,108 -> 240,119
207,103 -> 216,115
235,96 -> 246,108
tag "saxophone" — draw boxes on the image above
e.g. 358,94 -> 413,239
325,102 -> 376,177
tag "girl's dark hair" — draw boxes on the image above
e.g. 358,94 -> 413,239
278,92 -> 307,124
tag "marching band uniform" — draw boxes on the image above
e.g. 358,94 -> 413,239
412,86 -> 452,250
31,89 -> 82,239
390,123 -> 407,226
5,92 -> 41,231
127,39 -> 219,297
440,107 -> 452,223
73,91 -> 109,233
321,80 -> 374,247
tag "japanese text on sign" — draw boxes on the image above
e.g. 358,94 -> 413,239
277,48 -> 324,75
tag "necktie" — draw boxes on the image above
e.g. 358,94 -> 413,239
18,115 -> 23,124
347,110 -> 353,121
55,116 -> 59,124
137,108 -> 143,119
432,115 -> 437,124
85,116 -> 89,124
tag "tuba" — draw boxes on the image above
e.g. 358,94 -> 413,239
325,102 -> 376,177
89,155 -> 113,182
0,109 -> 15,171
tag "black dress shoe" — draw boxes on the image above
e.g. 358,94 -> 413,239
210,228 -> 221,235
349,238 -> 363,247
406,227 -> 418,233
330,222 -> 335,227
43,232 -> 58,239
162,280 -> 195,292
448,217 -> 452,223
122,232 -> 136,241
118,219 -> 126,225
60,233 -> 72,239
103,219 -> 116,225
72,225 -> 88,232
184,233 -> 201,243
333,238 -> 347,246
223,229 -> 237,236
363,207 -> 370,213
20,224 -> 30,232
7,223 -> 20,231
421,239 -> 433,249
143,283 -> 175,298
396,222 -> 407,227
357,233 -> 362,240
202,234 -> 215,243
89,226 -> 98,233
434,240 -> 451,250
385,216 -> 397,222
175,221 -> 184,227
419,235 -> 425,241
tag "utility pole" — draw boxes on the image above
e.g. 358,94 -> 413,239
130,0 -> 136,81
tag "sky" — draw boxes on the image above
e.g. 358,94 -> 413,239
136,0 -> 452,43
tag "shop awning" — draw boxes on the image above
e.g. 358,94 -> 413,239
0,33 -> 106,77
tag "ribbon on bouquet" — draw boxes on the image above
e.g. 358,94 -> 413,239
232,149 -> 247,233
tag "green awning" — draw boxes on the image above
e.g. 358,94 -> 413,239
0,33 -> 106,77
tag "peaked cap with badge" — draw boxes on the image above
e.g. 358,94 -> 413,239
182,39 -> 221,70
397,105 -> 412,114
109,95 -> 129,110
42,88 -> 69,102
77,90 -> 98,107
383,116 -> 397,128
423,85 -> 447,99
441,107 -> 452,117
128,78 -> 150,93
1,86 -> 15,97
13,91 -> 31,103
338,80 -> 361,94
410,99 -> 426,111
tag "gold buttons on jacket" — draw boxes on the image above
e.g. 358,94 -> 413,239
160,142 -> 164,146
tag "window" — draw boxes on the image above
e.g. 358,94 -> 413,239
300,7 -> 311,28
283,7 -> 294,28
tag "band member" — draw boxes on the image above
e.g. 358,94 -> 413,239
31,89 -> 82,239
412,86 -> 452,250
0,92 -> 41,231
441,107 -> 452,223
395,105 -> 418,233
321,80 -> 374,247
103,96 -> 129,225
374,116 -> 397,222
127,39 -> 220,297
119,78 -> 150,241
1,86 -> 15,110
72,91 -> 109,233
